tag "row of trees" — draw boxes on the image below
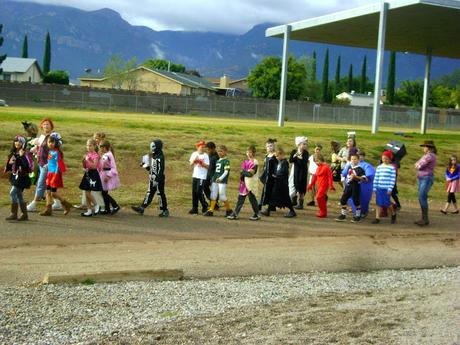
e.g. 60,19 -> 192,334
248,51 -> 459,109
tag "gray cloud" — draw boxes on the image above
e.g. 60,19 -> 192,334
13,0 -> 372,33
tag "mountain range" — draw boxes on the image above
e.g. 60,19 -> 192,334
1,0 -> 460,83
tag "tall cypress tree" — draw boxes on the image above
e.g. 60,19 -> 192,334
360,55 -> 367,93
347,64 -> 353,92
43,31 -> 51,74
22,34 -> 28,58
321,49 -> 329,103
0,24 -> 6,75
312,50 -> 317,82
335,55 -> 341,85
387,51 -> 396,105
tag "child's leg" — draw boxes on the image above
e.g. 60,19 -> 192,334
372,206 -> 381,224
450,193 -> 458,212
197,179 -> 208,211
157,180 -> 168,211
248,192 -> 259,215
91,191 -> 105,211
141,180 -> 157,209
351,186 -> 361,218
39,189 -> 53,216
102,191 -> 111,211
208,182 -> 219,212
316,193 -> 327,217
191,178 -> 199,211
234,194 -> 246,216
218,184 -> 231,211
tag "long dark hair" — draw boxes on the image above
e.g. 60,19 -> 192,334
99,140 -> 115,157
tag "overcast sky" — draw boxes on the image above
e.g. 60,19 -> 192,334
15,0 -> 373,34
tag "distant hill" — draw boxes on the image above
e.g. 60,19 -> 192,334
1,0 -> 459,82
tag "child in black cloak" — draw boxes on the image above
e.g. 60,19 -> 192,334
289,136 -> 309,209
259,138 -> 278,212
261,148 -> 297,218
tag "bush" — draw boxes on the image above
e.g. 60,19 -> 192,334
43,70 -> 69,85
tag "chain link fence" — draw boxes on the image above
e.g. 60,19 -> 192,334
1,82 -> 459,130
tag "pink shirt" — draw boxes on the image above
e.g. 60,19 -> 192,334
83,151 -> 100,170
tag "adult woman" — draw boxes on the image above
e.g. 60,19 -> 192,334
27,118 -> 60,212
414,140 -> 437,226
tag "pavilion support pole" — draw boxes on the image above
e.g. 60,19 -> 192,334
371,1 -> 388,134
420,48 -> 432,135
278,25 -> 291,127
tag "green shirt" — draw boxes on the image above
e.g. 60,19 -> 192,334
212,157 -> 230,183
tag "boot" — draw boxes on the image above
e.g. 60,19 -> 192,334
414,207 -> 429,226
291,195 -> 298,207
61,200 -> 72,215
6,203 -> 18,221
294,198 -> 304,210
39,195 -> 53,216
18,202 -> 28,221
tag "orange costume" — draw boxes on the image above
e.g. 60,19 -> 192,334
307,163 -> 335,217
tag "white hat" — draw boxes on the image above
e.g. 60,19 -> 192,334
347,131 -> 356,138
295,136 -> 308,146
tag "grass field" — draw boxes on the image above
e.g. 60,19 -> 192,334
1,106 -> 459,208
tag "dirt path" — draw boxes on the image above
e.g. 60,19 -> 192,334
1,205 -> 459,286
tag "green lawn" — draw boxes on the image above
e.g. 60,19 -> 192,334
1,106 -> 459,207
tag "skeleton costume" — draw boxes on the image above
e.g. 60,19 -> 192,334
132,139 -> 169,217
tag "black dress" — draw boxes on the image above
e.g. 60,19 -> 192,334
79,169 -> 103,191
5,153 -> 31,189
259,154 -> 278,206
289,149 -> 309,194
270,159 -> 292,209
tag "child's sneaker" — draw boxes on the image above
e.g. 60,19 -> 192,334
159,210 -> 169,217
203,210 -> 214,217
284,210 -> 297,218
227,212 -> 238,220
351,216 -> 361,223
371,218 -> 380,224
202,205 -> 209,214
188,208 -> 198,215
225,209 -> 233,217
335,214 -> 346,222
249,214 -> 260,221
131,206 -> 144,215
111,206 -> 120,215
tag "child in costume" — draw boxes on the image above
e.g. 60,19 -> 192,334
261,148 -> 296,218
79,139 -> 103,217
204,145 -> 232,216
259,138 -> 278,212
228,145 -> 260,220
98,140 -> 121,215
22,121 -> 39,185
204,141 -> 219,206
306,143 -> 322,206
441,155 -> 459,214
330,140 -> 342,186
39,133 -> 72,216
335,152 -> 366,222
372,150 -> 397,224
132,139 -> 169,217
4,135 -> 33,221
189,140 -> 209,214
289,136 -> 309,209
307,153 -> 335,218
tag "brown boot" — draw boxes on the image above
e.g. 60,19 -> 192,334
18,202 -> 28,221
39,195 -> 53,216
61,200 -> 72,215
5,203 -> 18,221
414,207 -> 429,226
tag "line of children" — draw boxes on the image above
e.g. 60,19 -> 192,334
132,139 -> 169,217
99,140 -> 120,215
204,145 -> 232,216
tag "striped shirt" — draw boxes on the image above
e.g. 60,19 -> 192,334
373,163 -> 396,192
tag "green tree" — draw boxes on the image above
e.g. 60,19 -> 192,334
43,31 -> 51,74
312,51 -> 317,82
0,24 -> 6,75
22,34 -> 28,58
360,55 -> 367,93
143,59 -> 185,73
104,55 -> 138,90
430,85 -> 455,108
347,64 -> 353,92
335,55 -> 341,85
43,70 -> 69,85
395,80 -> 424,107
321,49 -> 329,103
248,55 -> 306,100
451,85 -> 460,107
386,51 -> 396,105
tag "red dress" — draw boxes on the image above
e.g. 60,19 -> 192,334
45,149 -> 66,189
307,163 -> 335,217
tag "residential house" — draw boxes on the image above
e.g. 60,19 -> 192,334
0,57 -> 43,83
336,91 -> 384,107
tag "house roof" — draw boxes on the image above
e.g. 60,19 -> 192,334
0,57 -> 43,75
266,0 -> 460,59
337,92 -> 373,98
79,67 -> 216,91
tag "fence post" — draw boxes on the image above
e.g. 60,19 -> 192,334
233,101 -> 236,116
53,90 -> 56,107
255,102 -> 258,119
162,96 -> 166,113
135,95 -> 138,112
81,91 -> 84,109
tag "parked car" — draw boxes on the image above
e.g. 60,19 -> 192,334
0,99 -> 8,107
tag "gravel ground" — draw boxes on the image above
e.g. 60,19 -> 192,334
1,267 -> 459,345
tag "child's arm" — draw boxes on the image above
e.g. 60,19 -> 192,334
216,162 -> 230,182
